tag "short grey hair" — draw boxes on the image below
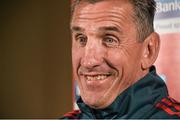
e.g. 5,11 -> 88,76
71,0 -> 156,42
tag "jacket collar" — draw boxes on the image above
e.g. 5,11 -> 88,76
77,66 -> 168,119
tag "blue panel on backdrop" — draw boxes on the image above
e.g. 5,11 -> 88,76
155,0 -> 180,20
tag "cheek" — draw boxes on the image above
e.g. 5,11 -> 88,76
72,47 -> 83,73
106,48 -> 138,79
107,45 -> 143,67
106,50 -> 126,69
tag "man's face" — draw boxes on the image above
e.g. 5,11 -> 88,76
71,0 -> 146,109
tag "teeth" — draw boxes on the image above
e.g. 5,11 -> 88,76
86,75 -> 108,81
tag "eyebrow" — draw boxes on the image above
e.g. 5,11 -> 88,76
71,26 -> 121,33
99,26 -> 121,33
71,26 -> 85,32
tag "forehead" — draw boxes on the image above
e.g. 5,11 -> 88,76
71,0 -> 134,30
72,0 -> 133,17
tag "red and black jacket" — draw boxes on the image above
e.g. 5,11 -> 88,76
62,66 -> 180,119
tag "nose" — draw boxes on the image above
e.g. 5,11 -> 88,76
81,41 -> 104,69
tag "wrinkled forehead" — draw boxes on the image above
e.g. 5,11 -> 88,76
72,0 -> 134,21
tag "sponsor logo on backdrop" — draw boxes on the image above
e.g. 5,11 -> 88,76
155,0 -> 180,20
155,0 -> 180,34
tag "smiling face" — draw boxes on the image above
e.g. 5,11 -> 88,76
71,0 -> 149,109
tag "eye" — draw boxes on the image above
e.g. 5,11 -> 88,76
75,34 -> 87,46
102,35 -> 119,47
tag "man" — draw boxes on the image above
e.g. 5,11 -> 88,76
62,0 -> 180,119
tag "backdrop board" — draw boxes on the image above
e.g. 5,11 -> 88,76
154,0 -> 180,101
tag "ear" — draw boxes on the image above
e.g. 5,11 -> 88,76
141,32 -> 160,70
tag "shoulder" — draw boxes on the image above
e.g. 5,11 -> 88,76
61,110 -> 81,119
153,96 -> 180,118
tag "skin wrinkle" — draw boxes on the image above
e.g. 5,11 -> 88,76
71,7 -> 132,34
72,0 -> 156,42
78,54 -> 121,108
74,14 -> 131,24
73,11 -> 133,27
71,0 -> 154,109
71,22 -> 124,38
72,14 -> 136,47
72,2 -> 134,26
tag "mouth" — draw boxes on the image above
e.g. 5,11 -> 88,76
84,74 -> 111,81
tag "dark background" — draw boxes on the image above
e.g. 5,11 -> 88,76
0,0 -> 72,118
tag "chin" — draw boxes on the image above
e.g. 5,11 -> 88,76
81,91 -> 116,109
81,93 -> 103,108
